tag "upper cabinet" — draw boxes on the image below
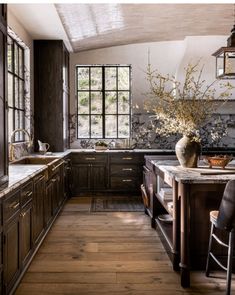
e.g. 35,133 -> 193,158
34,40 -> 69,152
0,4 -> 8,187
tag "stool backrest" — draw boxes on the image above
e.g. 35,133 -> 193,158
217,179 -> 235,231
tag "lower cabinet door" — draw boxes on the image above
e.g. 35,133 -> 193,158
71,164 -> 90,194
51,174 -> 60,215
3,214 -> 20,293
91,164 -> 106,190
45,180 -> 54,225
32,175 -> 45,245
20,202 -> 33,267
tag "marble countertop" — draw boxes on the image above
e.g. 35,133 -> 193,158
2,148 -> 234,198
153,160 -> 235,184
0,165 -> 47,198
0,148 -> 170,198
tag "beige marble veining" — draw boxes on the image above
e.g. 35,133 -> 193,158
0,165 -> 47,198
153,160 -> 235,184
0,148 -> 172,199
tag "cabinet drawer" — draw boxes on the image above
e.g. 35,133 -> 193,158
110,153 -> 143,164
3,191 -> 20,223
110,177 -> 138,190
71,153 -> 107,164
110,164 -> 141,176
21,181 -> 33,207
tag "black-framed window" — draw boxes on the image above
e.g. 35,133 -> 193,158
7,35 -> 25,142
76,65 -> 131,139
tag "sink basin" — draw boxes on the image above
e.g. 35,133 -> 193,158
11,157 -> 58,165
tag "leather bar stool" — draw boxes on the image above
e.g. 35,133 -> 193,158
206,179 -> 235,295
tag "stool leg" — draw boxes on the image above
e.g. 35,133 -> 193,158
206,222 -> 214,277
226,230 -> 234,295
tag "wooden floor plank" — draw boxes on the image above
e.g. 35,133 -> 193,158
15,197 -> 235,295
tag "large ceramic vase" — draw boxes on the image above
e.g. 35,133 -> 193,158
175,135 -> 201,168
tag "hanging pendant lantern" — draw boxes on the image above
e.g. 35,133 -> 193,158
212,9 -> 235,79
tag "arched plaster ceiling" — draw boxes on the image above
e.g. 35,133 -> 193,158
9,3 -> 234,53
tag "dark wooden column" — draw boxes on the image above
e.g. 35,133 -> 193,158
179,181 -> 191,288
172,179 -> 180,271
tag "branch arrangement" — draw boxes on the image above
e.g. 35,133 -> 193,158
144,62 -> 234,141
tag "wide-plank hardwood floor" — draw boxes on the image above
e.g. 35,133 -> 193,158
15,197 -> 233,295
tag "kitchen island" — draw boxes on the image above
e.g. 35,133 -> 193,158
152,160 -> 235,288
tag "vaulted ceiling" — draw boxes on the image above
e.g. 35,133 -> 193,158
9,3 -> 234,52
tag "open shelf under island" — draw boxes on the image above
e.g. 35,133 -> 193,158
151,160 -> 235,288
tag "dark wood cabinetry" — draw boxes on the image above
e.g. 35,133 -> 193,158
3,191 -> 20,294
64,158 -> 71,199
32,174 -> 45,245
20,201 -> 33,268
109,153 -> 143,193
0,4 -> 8,187
34,40 -> 69,152
70,151 -> 161,195
45,180 -> 53,227
20,181 -> 33,268
71,153 -> 108,194
1,161 -> 66,295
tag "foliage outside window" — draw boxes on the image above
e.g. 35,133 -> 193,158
76,65 -> 131,139
7,35 -> 25,142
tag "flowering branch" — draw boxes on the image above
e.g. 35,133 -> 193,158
144,62 -> 234,141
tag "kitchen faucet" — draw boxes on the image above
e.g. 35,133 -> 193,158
9,128 -> 33,162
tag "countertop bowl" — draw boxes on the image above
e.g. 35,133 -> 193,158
205,155 -> 233,169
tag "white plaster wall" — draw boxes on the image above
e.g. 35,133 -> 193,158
176,35 -> 235,115
70,35 -> 235,116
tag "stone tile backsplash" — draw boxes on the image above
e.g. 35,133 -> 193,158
69,113 -> 235,150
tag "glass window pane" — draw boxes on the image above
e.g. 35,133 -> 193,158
19,110 -> 24,128
15,110 -> 20,141
8,73 -> 13,107
225,52 -> 235,74
91,67 -> 102,90
91,92 -> 102,114
118,67 -> 130,90
105,67 -> 116,90
19,47 -> 24,78
118,92 -> 130,114
105,115 -> 117,138
118,115 -> 130,138
91,115 -> 102,138
7,37 -> 13,72
77,67 -> 89,90
78,115 -> 90,138
19,80 -> 24,109
105,92 -> 117,114
8,108 -> 13,142
14,43 -> 19,75
78,92 -> 89,114
14,77 -> 19,108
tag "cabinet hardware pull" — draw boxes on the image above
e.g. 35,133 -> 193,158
122,168 -> 133,171
9,202 -> 19,209
122,179 -> 132,182
21,212 -> 26,218
35,175 -> 45,182
85,157 -> 96,160
52,162 -> 63,171
66,167 -> 71,170
122,157 -> 133,160
24,191 -> 33,198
